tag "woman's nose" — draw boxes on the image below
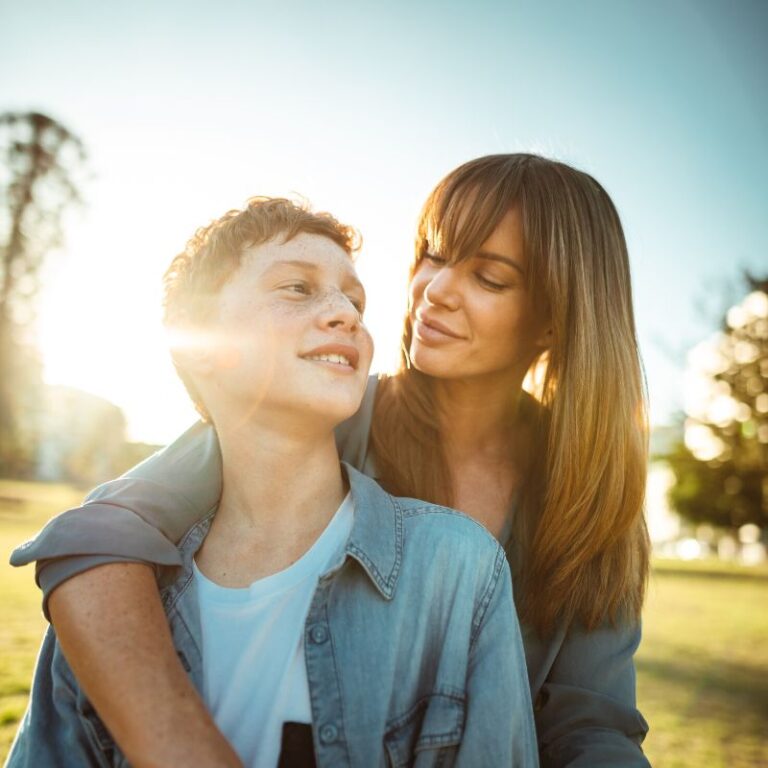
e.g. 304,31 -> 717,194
423,265 -> 461,310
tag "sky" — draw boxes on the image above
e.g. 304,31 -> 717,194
1,0 -> 766,443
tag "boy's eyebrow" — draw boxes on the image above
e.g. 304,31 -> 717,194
263,259 -> 320,272
475,250 -> 525,276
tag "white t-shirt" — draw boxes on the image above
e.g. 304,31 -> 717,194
193,493 -> 354,768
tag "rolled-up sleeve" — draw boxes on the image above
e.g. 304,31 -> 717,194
536,621 -> 650,767
9,421 -> 221,616
10,504 -> 184,619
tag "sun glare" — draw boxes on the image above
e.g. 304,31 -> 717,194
36,191 -> 411,445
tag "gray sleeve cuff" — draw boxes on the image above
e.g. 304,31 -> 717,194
10,504 -> 182,567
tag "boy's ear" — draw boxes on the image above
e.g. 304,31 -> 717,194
174,343 -> 215,376
166,318 -> 215,376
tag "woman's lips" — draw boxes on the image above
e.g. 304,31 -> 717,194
413,315 -> 463,344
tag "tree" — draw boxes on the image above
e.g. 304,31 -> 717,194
666,274 -> 768,532
0,112 -> 87,475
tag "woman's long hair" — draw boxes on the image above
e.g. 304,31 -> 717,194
371,154 -> 650,635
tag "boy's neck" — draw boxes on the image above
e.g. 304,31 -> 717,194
196,413 -> 347,586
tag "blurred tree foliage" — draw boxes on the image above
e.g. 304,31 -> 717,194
0,112 -> 87,475
666,274 -> 768,531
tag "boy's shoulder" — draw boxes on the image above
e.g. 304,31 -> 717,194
396,495 -> 504,559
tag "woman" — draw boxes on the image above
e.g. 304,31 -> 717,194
13,154 -> 651,766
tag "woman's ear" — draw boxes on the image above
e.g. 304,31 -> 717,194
535,322 -> 553,352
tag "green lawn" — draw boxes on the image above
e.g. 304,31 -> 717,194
1,481 -> 767,766
638,559 -> 768,767
0,481 -> 83,760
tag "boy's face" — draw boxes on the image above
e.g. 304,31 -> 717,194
197,232 -> 373,430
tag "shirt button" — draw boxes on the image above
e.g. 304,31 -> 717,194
319,724 -> 339,744
310,625 -> 329,644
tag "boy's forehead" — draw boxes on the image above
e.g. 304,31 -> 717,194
244,234 -> 359,280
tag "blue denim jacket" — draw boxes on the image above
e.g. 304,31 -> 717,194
11,378 -> 650,767
7,464 -> 539,767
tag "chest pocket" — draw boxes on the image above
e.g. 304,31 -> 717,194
385,692 -> 466,768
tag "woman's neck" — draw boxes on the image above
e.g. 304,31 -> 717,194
430,372 -> 529,539
432,372 -> 525,462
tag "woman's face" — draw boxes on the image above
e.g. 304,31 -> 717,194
408,207 -> 550,384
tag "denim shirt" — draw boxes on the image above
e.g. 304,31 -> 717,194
11,377 -> 650,767
8,464 -> 539,768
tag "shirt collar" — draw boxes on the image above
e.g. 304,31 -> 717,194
342,462 -> 402,601
172,462 -> 404,602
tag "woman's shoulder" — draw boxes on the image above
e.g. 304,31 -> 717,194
334,374 -> 380,471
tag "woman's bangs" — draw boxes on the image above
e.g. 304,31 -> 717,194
424,172 -> 523,266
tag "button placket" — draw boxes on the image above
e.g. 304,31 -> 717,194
304,579 -> 349,766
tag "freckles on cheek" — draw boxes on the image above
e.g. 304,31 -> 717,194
271,300 -> 316,318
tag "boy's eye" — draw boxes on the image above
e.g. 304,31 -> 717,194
283,281 -> 311,295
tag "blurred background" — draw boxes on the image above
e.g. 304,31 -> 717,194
1,0 -> 766,765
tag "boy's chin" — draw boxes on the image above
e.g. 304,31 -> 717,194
308,390 -> 366,424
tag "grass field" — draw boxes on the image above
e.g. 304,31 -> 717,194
1,480 -> 767,766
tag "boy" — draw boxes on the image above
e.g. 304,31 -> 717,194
9,198 -> 537,767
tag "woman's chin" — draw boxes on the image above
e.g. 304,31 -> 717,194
409,345 -> 459,380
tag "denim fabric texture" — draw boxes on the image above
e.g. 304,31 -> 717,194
11,376 -> 650,767
8,464 -> 539,768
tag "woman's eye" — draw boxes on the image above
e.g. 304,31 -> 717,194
476,273 -> 508,291
424,252 -> 447,266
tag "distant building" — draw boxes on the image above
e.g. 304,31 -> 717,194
36,385 -> 128,487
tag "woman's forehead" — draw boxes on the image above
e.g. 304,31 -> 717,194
427,199 -> 524,265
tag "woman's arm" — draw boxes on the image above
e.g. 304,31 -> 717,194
48,563 -> 243,768
10,421 -> 223,615
12,377 -> 378,608
10,423 -> 233,765
535,620 -> 650,768
9,383 -> 377,763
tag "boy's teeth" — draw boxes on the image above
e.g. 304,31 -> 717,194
307,353 -> 351,366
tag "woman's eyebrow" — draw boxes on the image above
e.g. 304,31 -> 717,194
475,251 -> 525,276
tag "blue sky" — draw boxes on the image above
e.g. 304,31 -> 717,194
2,0 -> 766,442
